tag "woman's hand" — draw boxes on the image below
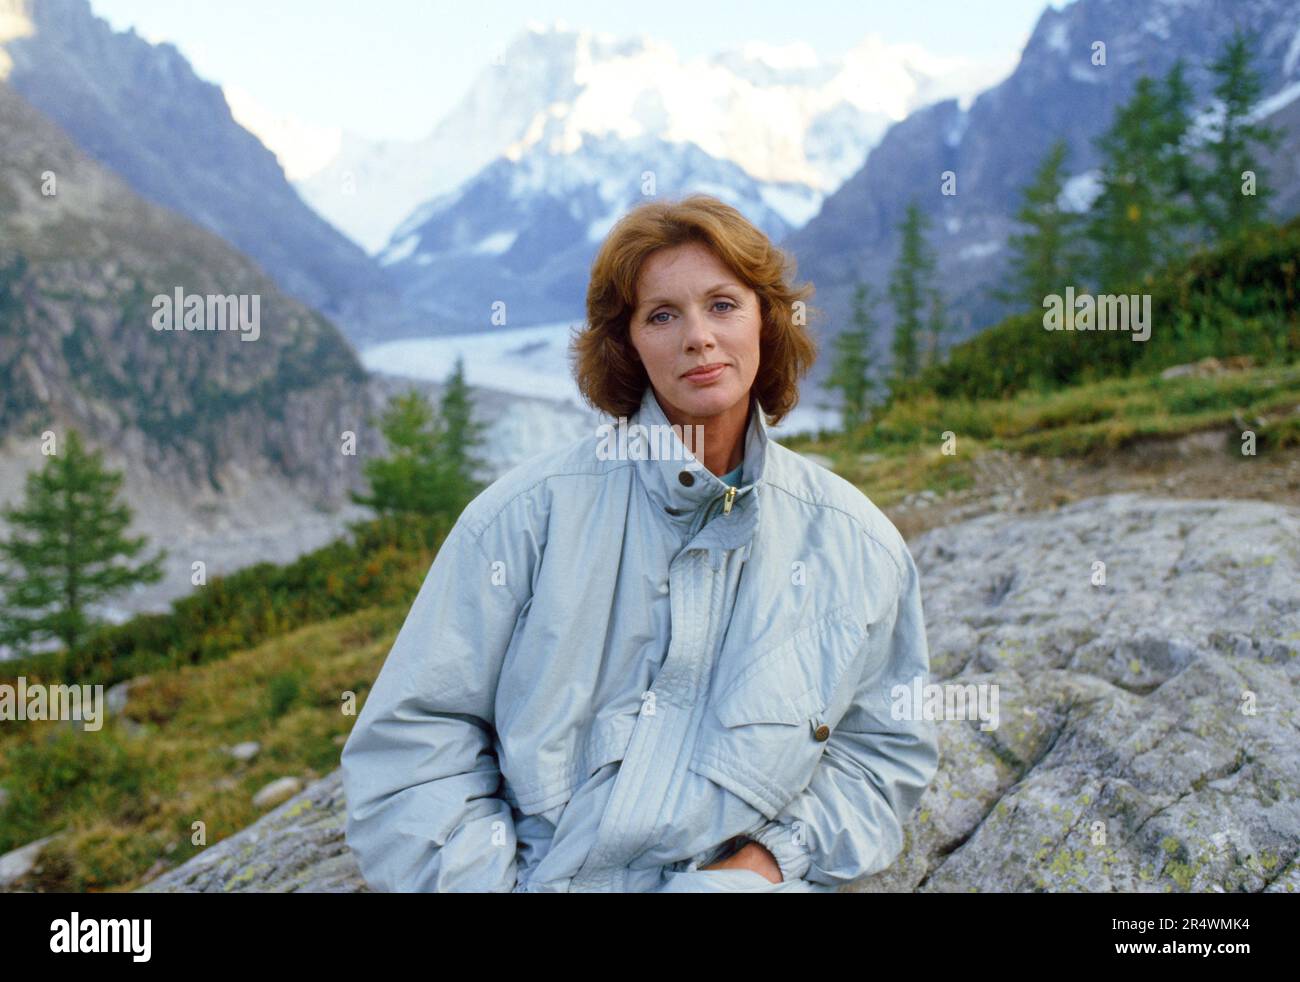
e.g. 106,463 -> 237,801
700,840 -> 782,883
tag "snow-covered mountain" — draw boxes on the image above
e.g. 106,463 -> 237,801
289,22 -> 1015,254
376,131 -> 819,330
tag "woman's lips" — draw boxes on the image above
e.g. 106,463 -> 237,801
682,364 -> 726,384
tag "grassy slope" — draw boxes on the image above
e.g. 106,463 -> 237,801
786,361 -> 1300,509
0,604 -> 403,890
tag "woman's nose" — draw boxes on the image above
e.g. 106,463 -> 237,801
680,310 -> 716,350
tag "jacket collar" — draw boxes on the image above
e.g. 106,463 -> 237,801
627,384 -> 771,534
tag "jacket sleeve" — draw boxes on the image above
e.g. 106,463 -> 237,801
340,515 -> 529,892
746,540 -> 939,885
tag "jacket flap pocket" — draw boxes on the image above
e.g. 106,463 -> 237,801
714,680 -> 820,727
712,605 -> 866,729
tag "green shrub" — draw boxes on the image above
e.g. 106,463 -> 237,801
0,727 -> 153,853
918,216 -> 1300,402
0,513 -> 451,691
267,671 -> 303,720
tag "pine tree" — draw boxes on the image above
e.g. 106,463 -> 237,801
0,429 -> 165,658
352,389 -> 441,516
995,139 -> 1084,309
1200,31 -> 1281,237
353,357 -> 487,519
1159,59 -> 1201,247
1086,67 -> 1200,290
923,287 -> 948,372
826,283 -> 880,431
888,202 -> 937,385
432,356 -> 489,512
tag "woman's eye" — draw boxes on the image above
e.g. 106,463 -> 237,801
648,302 -> 732,323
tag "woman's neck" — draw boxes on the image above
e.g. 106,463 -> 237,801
657,391 -> 750,478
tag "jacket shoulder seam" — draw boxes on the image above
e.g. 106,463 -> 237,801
463,461 -> 634,538
463,522 -> 529,608
763,479 -> 906,590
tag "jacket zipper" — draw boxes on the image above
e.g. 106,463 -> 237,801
690,484 -> 739,539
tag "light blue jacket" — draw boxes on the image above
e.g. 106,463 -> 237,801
340,384 -> 938,892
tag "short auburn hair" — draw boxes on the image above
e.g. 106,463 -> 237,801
570,193 -> 819,425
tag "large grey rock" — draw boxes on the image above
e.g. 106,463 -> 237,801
143,493 -> 1300,892
885,493 -> 1300,893
139,770 -> 366,893
0,833 -> 63,889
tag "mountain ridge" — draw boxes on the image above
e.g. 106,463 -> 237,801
0,0 -> 413,347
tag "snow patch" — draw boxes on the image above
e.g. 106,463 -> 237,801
379,235 -> 421,266
1250,79 -> 1300,121
945,109 -> 970,148
472,231 -> 519,255
758,184 -> 823,228
1142,11 -> 1172,41
1044,20 -> 1069,54
1279,23 -> 1300,76
959,240 -> 1001,261
1287,25 -> 1300,76
223,84 -> 343,182
0,3 -> 35,80
1059,171 -> 1102,213
587,202 -> 624,242
1069,63 -> 1103,85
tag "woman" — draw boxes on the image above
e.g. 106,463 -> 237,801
340,194 -> 938,892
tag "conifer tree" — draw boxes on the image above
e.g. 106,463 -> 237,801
353,357 -> 487,519
432,355 -> 489,513
1200,31 -> 1281,236
0,429 -> 165,658
889,202 -> 937,385
923,288 -> 948,372
826,283 -> 881,431
995,139 -> 1084,309
1086,66 -> 1200,289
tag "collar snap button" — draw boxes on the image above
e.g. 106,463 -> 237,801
677,470 -> 695,487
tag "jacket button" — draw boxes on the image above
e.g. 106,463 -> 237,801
813,723 -> 831,742
677,470 -> 695,487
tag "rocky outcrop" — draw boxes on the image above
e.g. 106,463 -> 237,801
139,770 -> 364,893
884,492 -> 1299,893
140,492 -> 1300,892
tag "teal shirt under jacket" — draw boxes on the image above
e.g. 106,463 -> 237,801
340,384 -> 938,892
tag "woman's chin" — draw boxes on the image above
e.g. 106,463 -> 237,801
667,382 -> 744,421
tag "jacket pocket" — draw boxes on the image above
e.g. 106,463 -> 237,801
501,708 -> 640,818
690,604 -> 867,817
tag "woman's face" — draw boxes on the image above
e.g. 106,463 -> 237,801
628,240 -> 762,426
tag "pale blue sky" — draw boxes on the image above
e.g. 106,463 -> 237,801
89,0 -> 1058,141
